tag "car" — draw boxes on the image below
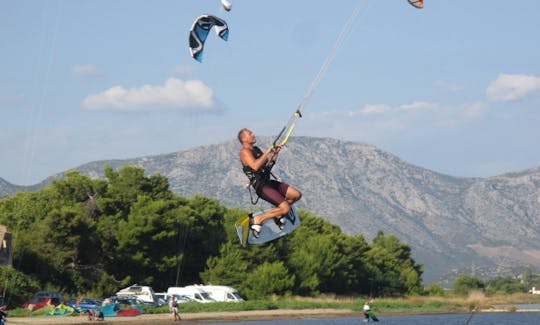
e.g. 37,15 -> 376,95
33,291 -> 63,303
112,296 -> 157,307
199,285 -> 244,302
167,286 -> 215,303
154,292 -> 192,306
154,292 -> 168,305
66,298 -> 102,312
22,296 -> 61,311
172,294 -> 195,304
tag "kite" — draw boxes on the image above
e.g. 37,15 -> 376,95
221,0 -> 232,11
189,14 -> 229,62
408,0 -> 423,9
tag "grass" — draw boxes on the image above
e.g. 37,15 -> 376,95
165,293 -> 540,315
140,294 -> 508,315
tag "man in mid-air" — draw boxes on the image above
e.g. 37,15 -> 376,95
237,128 -> 302,237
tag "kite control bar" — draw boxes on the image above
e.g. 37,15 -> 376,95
270,109 -> 302,150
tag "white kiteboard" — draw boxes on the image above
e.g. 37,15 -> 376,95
235,206 -> 301,247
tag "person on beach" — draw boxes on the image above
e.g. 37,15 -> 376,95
169,295 -> 181,321
0,304 -> 7,325
87,308 -> 95,321
96,309 -> 104,321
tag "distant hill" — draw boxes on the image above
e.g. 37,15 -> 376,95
1,177 -> 28,196
2,137 -> 539,283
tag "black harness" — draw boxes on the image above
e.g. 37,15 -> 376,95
242,146 -> 276,204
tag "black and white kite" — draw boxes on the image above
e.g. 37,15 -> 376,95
189,14 -> 229,62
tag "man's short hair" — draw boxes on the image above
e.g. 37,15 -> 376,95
237,128 -> 248,143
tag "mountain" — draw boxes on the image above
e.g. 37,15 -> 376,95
1,177 -> 45,197
1,177 -> 27,196
2,137 -> 539,283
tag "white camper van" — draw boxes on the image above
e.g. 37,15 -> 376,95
167,286 -> 215,303
200,285 -> 244,302
116,284 -> 157,304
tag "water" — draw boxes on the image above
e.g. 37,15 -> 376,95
202,313 -> 540,325
493,304 -> 540,311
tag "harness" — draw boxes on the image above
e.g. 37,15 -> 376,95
242,146 -> 276,205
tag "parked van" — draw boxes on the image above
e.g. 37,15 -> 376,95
116,284 -> 158,304
166,286 -> 215,303
200,285 -> 244,302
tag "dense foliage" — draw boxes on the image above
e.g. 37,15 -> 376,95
0,166 -> 423,306
452,271 -> 540,296
452,275 -> 485,296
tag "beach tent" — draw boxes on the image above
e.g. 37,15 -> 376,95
99,304 -> 143,317
100,304 -> 120,317
116,307 -> 142,317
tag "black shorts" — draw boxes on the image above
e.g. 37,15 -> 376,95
256,180 -> 290,207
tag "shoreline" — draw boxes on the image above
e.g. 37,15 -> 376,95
6,307 -> 540,325
6,309 -> 359,325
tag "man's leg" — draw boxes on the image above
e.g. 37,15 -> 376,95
252,201 -> 290,226
285,185 -> 302,205
250,181 -> 301,236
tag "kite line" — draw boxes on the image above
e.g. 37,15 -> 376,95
272,0 -> 366,149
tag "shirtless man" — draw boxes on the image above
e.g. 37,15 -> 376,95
238,128 -> 302,237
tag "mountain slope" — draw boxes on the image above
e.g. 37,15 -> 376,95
2,137 -> 539,282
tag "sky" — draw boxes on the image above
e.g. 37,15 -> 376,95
1,0 -> 540,186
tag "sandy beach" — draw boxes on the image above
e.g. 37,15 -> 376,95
8,305 -> 540,324
6,309 -> 360,325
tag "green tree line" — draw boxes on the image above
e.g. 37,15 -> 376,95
452,270 -> 540,296
0,166 -> 423,306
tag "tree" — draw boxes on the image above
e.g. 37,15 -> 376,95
521,266 -> 533,288
115,196 -> 186,286
424,283 -> 444,296
37,204 -> 102,292
177,196 -> 227,286
200,242 -> 249,288
0,190 -> 54,230
485,276 -> 526,295
341,234 -> 371,294
0,267 -> 40,306
453,275 -> 485,296
401,266 -> 423,295
0,164 -> 428,301
286,213 -> 350,295
242,261 -> 295,299
364,246 -> 403,296
365,231 -> 423,296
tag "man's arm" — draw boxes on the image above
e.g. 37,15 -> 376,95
240,147 -> 273,171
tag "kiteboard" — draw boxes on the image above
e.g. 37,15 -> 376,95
235,206 -> 301,247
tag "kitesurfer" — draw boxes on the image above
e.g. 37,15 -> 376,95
238,128 -> 302,237
363,301 -> 379,322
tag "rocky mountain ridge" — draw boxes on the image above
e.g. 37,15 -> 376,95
2,137 -> 539,283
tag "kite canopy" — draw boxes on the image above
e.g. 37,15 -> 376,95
221,0 -> 232,11
408,0 -> 423,9
46,304 -> 76,317
189,14 -> 229,62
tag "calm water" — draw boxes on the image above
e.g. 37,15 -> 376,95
201,313 -> 540,325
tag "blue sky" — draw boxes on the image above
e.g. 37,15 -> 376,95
1,0 -> 540,185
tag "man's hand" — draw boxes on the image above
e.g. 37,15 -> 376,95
269,144 -> 282,162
